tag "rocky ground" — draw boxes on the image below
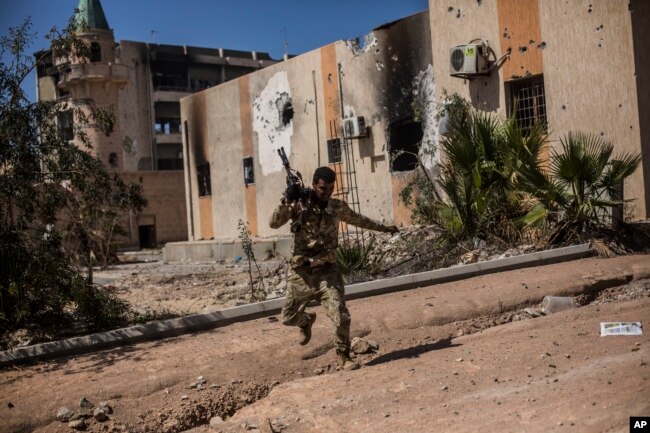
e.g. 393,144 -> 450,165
0,224 -> 612,350
1,253 -> 649,433
93,226 -> 544,321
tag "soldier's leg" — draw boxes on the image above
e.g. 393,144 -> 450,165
315,265 -> 351,353
281,267 -> 317,328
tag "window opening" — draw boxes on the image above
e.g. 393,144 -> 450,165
197,162 -> 211,197
108,152 -> 118,168
243,157 -> 255,185
58,111 -> 74,141
389,119 -> 423,172
508,75 -> 547,133
90,42 -> 101,62
138,225 -> 156,248
155,118 -> 181,134
53,73 -> 70,99
275,94 -> 293,129
281,102 -> 294,126
327,138 -> 342,164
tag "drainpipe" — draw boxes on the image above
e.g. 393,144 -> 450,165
312,70 -> 320,166
146,43 -> 156,170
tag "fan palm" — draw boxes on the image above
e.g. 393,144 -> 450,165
438,108 -> 548,240
520,132 -> 641,242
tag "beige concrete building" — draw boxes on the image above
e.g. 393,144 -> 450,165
181,11 -> 434,243
428,0 -> 649,219
35,0 -> 283,248
179,0 -> 649,251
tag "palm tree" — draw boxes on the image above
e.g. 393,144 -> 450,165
520,132 -> 641,242
438,108 -> 548,241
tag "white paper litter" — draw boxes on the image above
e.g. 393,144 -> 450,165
600,322 -> 643,336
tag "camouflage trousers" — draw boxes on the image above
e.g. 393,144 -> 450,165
281,262 -> 351,353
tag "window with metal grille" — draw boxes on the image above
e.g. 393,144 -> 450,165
507,75 -> 547,133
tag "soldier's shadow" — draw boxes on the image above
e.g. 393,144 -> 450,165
364,336 -> 458,367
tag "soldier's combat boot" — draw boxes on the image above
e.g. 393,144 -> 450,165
298,312 -> 316,345
336,349 -> 360,371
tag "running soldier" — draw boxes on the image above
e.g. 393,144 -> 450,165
270,166 -> 398,370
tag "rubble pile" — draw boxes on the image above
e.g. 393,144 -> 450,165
56,398 -> 113,430
361,224 -> 541,277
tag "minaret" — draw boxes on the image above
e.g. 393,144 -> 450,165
55,0 -> 128,171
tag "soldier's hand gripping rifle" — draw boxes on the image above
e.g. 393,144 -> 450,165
277,147 -> 311,210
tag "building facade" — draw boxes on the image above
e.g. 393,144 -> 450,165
429,0 -> 649,219
180,0 -> 649,249
35,0 -> 283,248
181,11 -> 433,242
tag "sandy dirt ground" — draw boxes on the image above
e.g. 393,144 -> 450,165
1,254 -> 649,433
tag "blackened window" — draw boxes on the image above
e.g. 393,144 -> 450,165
197,162 -> 211,197
508,75 -> 547,133
243,157 -> 255,185
389,119 -> 423,172
281,102 -> 294,126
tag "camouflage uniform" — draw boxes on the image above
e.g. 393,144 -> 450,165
269,196 -> 393,353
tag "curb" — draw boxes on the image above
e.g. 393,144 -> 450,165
0,244 -> 593,367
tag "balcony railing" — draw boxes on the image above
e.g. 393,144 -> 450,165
60,62 -> 129,85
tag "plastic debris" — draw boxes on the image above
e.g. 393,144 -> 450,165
541,296 -> 577,314
600,322 -> 643,336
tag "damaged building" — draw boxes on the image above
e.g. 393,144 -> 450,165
178,11 -> 434,251
35,0 -> 284,248
173,0 -> 649,259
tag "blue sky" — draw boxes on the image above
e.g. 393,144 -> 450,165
1,0 -> 428,102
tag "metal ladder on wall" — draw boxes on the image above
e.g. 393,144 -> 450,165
328,119 -> 367,248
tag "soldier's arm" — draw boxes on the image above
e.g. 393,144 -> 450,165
337,201 -> 398,233
269,200 -> 297,229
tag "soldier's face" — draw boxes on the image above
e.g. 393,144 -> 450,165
313,179 -> 335,202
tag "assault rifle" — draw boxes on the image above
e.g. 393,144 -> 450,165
277,147 -> 312,207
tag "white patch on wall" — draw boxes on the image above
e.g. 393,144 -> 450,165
253,71 -> 294,176
412,64 -> 439,173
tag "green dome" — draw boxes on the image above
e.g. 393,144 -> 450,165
75,0 -> 110,31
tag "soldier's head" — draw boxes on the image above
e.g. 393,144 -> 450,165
312,166 -> 336,202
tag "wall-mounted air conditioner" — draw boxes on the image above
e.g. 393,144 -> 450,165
342,116 -> 367,138
450,44 -> 489,77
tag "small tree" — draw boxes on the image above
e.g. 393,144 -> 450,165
0,16 -> 144,334
237,219 -> 265,301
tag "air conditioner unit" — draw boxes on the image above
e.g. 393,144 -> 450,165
342,116 -> 367,138
450,44 -> 489,77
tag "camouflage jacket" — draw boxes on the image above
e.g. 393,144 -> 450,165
269,196 -> 392,267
